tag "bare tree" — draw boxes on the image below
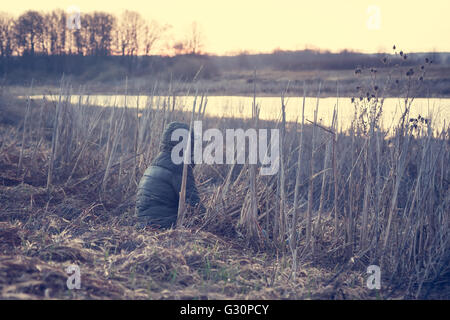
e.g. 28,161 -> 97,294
42,12 -> 56,55
45,10 -> 66,55
172,22 -> 205,55
116,10 -> 144,56
70,26 -> 85,55
84,12 -> 116,56
186,21 -> 205,55
142,20 -> 169,56
14,11 -> 45,55
0,13 -> 14,57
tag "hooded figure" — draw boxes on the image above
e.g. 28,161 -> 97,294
135,122 -> 200,229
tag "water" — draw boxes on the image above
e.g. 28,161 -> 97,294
32,94 -> 449,132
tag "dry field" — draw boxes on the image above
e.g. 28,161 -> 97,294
0,76 -> 448,299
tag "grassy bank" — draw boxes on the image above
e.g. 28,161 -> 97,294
4,62 -> 450,98
0,80 -> 448,299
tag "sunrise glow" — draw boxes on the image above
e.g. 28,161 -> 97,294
3,0 -> 450,55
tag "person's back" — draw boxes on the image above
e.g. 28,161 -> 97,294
136,122 -> 200,229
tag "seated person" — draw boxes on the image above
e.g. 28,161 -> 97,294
135,122 -> 200,229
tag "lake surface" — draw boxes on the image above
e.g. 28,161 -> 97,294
32,94 -> 449,132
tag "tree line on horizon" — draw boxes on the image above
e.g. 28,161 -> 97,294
0,9 -> 207,58
0,9 -> 215,80
0,9 -> 447,82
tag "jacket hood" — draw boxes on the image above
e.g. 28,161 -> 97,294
160,122 -> 190,152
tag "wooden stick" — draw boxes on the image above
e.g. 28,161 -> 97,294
177,88 -> 198,228
290,81 -> 306,279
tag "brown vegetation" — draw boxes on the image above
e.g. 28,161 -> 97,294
0,72 -> 448,299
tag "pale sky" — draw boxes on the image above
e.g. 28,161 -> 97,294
3,0 -> 450,54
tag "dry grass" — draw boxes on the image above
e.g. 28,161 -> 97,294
0,210 -> 370,300
0,74 -> 448,299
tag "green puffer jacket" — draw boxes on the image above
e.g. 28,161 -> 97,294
135,122 -> 200,229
